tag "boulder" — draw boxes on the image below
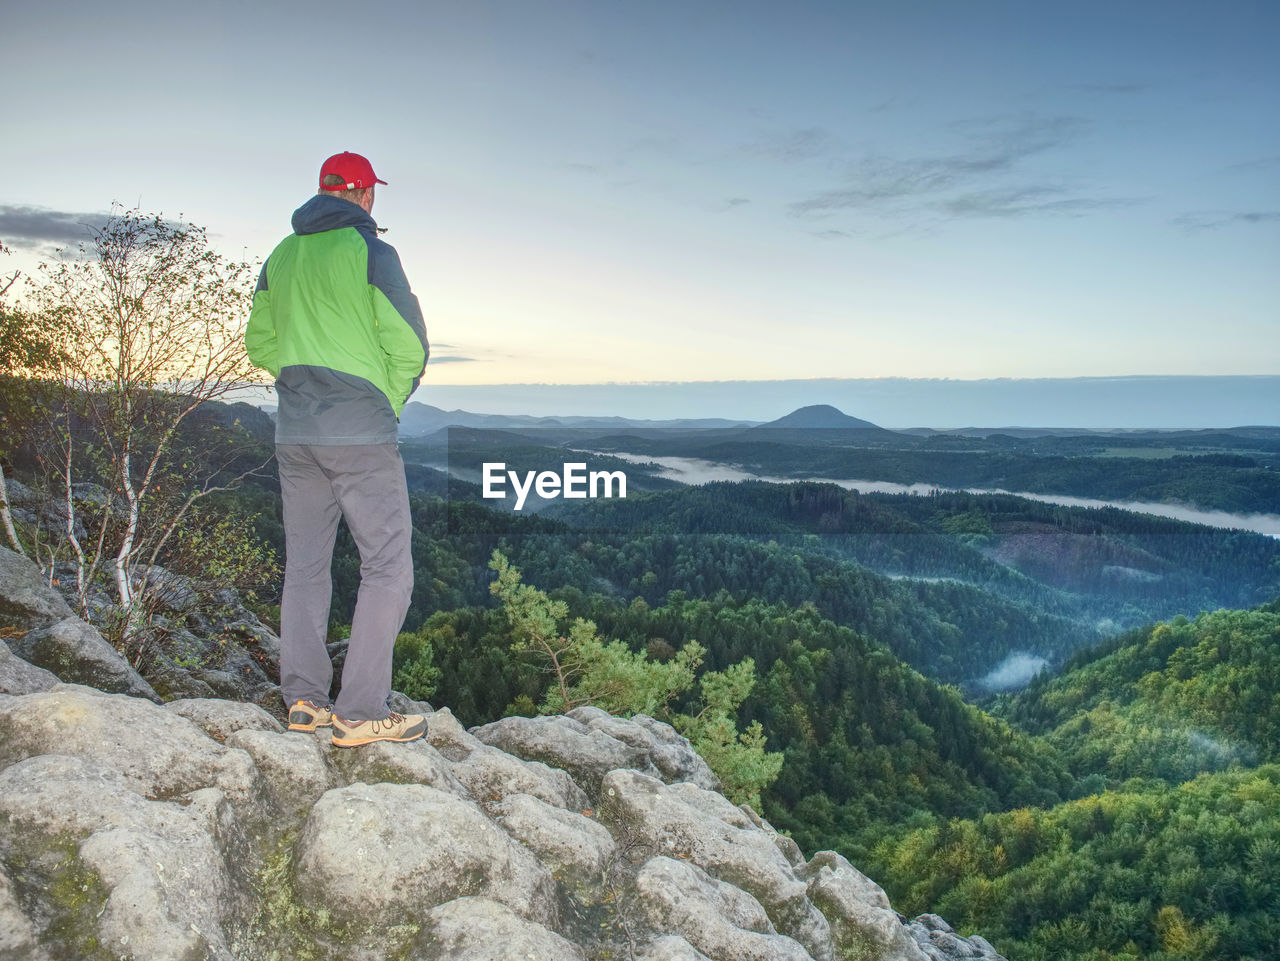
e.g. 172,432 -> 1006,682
143,623 -> 279,707
452,743 -> 591,813
803,851 -> 892,910
429,708 -> 590,811
914,915 -> 954,933
636,856 -> 814,961
492,792 -> 616,887
603,769 -> 831,959
0,863 -> 48,960
0,685 -> 262,814
907,918 -> 1006,961
226,728 -> 334,823
218,606 -> 282,669
8,616 -> 159,701
190,587 -> 283,683
389,689 -> 435,715
968,936 -> 1004,960
0,545 -> 74,629
638,936 -> 715,960
803,851 -> 927,961
0,640 -> 60,695
424,706 -> 487,760
0,477 -> 47,532
326,731 -> 469,798
165,696 -> 285,742
742,804 -> 807,868
293,782 -> 559,929
144,651 -> 221,701
137,567 -> 200,613
410,896 -> 586,961
567,706 -> 720,790
0,754 -> 247,961
471,713 -> 662,797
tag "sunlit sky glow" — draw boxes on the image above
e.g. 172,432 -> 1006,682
3,1 -> 1277,416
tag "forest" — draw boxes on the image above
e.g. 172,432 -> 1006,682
374,509 -> 1279,960
570,423 -> 1280,515
377,439 -> 1280,960
5,384 -> 1279,961
871,605 -> 1280,961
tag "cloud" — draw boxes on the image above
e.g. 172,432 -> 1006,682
941,186 -> 1137,219
746,127 -> 841,163
1072,82 -> 1148,95
1174,210 -> 1280,230
429,355 -> 477,364
0,205 -> 110,250
948,114 -> 1090,165
978,652 -> 1048,691
1225,155 -> 1280,174
868,96 -> 905,114
787,114 -> 1126,225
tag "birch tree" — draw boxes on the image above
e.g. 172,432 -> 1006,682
26,207 -> 267,644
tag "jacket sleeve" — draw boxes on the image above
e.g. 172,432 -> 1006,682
368,240 -> 429,416
244,263 -> 280,378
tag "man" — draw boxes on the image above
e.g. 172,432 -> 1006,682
246,151 -> 429,747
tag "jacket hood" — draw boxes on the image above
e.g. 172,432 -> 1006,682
290,194 -> 378,236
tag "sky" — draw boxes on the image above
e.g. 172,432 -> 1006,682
2,0 -> 1277,422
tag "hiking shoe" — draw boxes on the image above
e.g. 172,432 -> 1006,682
331,712 -> 427,748
288,700 -> 333,732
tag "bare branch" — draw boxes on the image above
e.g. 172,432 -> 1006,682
19,207 -> 266,646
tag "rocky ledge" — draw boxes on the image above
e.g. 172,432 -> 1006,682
0,688 -> 1004,961
0,549 -> 1005,961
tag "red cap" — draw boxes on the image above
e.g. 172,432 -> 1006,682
318,152 -> 388,191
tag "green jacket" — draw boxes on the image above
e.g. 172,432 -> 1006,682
246,194 -> 428,445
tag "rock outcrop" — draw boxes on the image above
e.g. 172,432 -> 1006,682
0,683 -> 1006,960
0,548 -> 1007,960
0,546 -> 158,701
0,545 -> 278,708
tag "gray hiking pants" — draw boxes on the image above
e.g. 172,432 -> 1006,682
277,444 -> 413,722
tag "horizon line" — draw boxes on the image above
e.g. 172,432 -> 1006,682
424,373 -> 1280,388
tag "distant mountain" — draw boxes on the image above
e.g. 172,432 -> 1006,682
755,405 -> 885,431
397,402 -> 757,437
414,375 -> 1280,429
188,400 -> 275,441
